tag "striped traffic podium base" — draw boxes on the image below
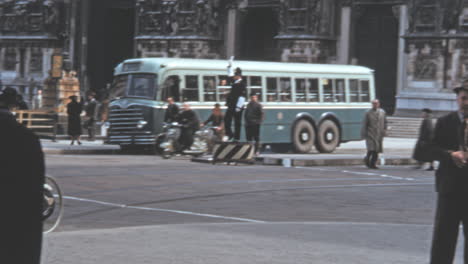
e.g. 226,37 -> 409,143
212,142 -> 255,164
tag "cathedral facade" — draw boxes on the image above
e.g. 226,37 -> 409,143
0,0 -> 467,115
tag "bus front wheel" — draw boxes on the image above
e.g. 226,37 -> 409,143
292,120 -> 315,153
316,120 -> 340,153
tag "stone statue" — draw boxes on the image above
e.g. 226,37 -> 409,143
441,0 -> 463,33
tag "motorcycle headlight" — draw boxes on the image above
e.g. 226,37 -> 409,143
137,120 -> 148,129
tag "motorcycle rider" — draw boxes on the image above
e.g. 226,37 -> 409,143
177,103 -> 200,151
201,103 -> 224,141
164,96 -> 179,123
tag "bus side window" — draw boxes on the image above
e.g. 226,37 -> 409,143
280,78 -> 291,102
183,75 -> 199,102
308,79 -> 319,102
266,77 -> 278,102
349,79 -> 359,102
360,80 -> 370,102
323,79 -> 333,102
217,75 -> 229,102
203,76 -> 216,102
248,76 -> 262,101
335,79 -> 346,102
162,75 -> 180,102
295,79 -> 306,102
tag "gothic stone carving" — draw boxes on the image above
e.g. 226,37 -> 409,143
137,0 -> 221,38
0,0 -> 61,35
278,40 -> 335,63
407,0 -> 464,34
406,40 -> 443,81
138,39 -> 220,59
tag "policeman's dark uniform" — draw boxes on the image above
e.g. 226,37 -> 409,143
164,103 -> 179,123
224,68 -> 246,141
429,86 -> 468,263
0,88 -> 44,264
177,108 -> 200,150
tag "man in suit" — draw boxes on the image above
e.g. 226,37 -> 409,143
429,86 -> 468,264
0,87 -> 45,264
224,67 -> 246,141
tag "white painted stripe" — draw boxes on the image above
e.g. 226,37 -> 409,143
232,145 -> 250,160
217,144 -> 236,159
295,167 -> 416,181
63,196 -> 265,223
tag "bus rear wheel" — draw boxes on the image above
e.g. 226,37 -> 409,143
292,120 -> 315,153
316,120 -> 340,153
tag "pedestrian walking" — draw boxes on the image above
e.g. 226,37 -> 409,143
428,85 -> 468,264
67,95 -> 82,145
202,103 -> 224,141
413,108 -> 435,170
244,92 -> 264,155
0,87 -> 44,264
164,96 -> 179,123
84,92 -> 99,141
224,65 -> 246,141
361,99 -> 387,169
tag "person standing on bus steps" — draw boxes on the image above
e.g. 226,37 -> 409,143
361,99 -> 387,169
0,87 -> 45,264
164,96 -> 179,123
245,93 -> 264,155
84,92 -> 99,141
413,108 -> 435,170
177,103 -> 200,151
224,66 -> 246,141
67,95 -> 83,145
428,85 -> 468,264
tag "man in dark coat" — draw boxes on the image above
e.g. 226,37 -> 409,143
164,96 -> 179,123
0,87 -> 44,264
429,86 -> 468,264
224,67 -> 246,141
177,103 -> 200,151
244,93 -> 264,154
67,95 -> 83,145
413,108 -> 435,170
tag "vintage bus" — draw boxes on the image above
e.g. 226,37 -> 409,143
105,58 -> 375,153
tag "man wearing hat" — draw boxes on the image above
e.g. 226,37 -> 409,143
244,92 -> 264,155
224,66 -> 246,141
0,87 -> 44,264
429,85 -> 468,263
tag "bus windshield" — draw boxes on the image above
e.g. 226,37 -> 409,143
110,74 -> 157,100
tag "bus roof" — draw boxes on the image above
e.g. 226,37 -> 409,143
115,58 -> 374,76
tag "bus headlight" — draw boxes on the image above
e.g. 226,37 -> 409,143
137,120 -> 148,129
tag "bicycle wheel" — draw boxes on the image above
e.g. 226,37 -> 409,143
43,175 -> 64,234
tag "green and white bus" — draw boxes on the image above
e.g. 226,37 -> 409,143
106,58 -> 374,153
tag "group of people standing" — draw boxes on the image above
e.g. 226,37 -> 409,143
163,66 -> 264,154
67,92 -> 100,145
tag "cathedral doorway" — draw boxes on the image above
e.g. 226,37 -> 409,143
87,0 -> 135,96
355,5 -> 398,114
239,8 -> 279,61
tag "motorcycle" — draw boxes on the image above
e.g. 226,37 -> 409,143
157,122 -> 209,159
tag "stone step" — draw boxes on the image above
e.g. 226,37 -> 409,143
386,117 -> 426,138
